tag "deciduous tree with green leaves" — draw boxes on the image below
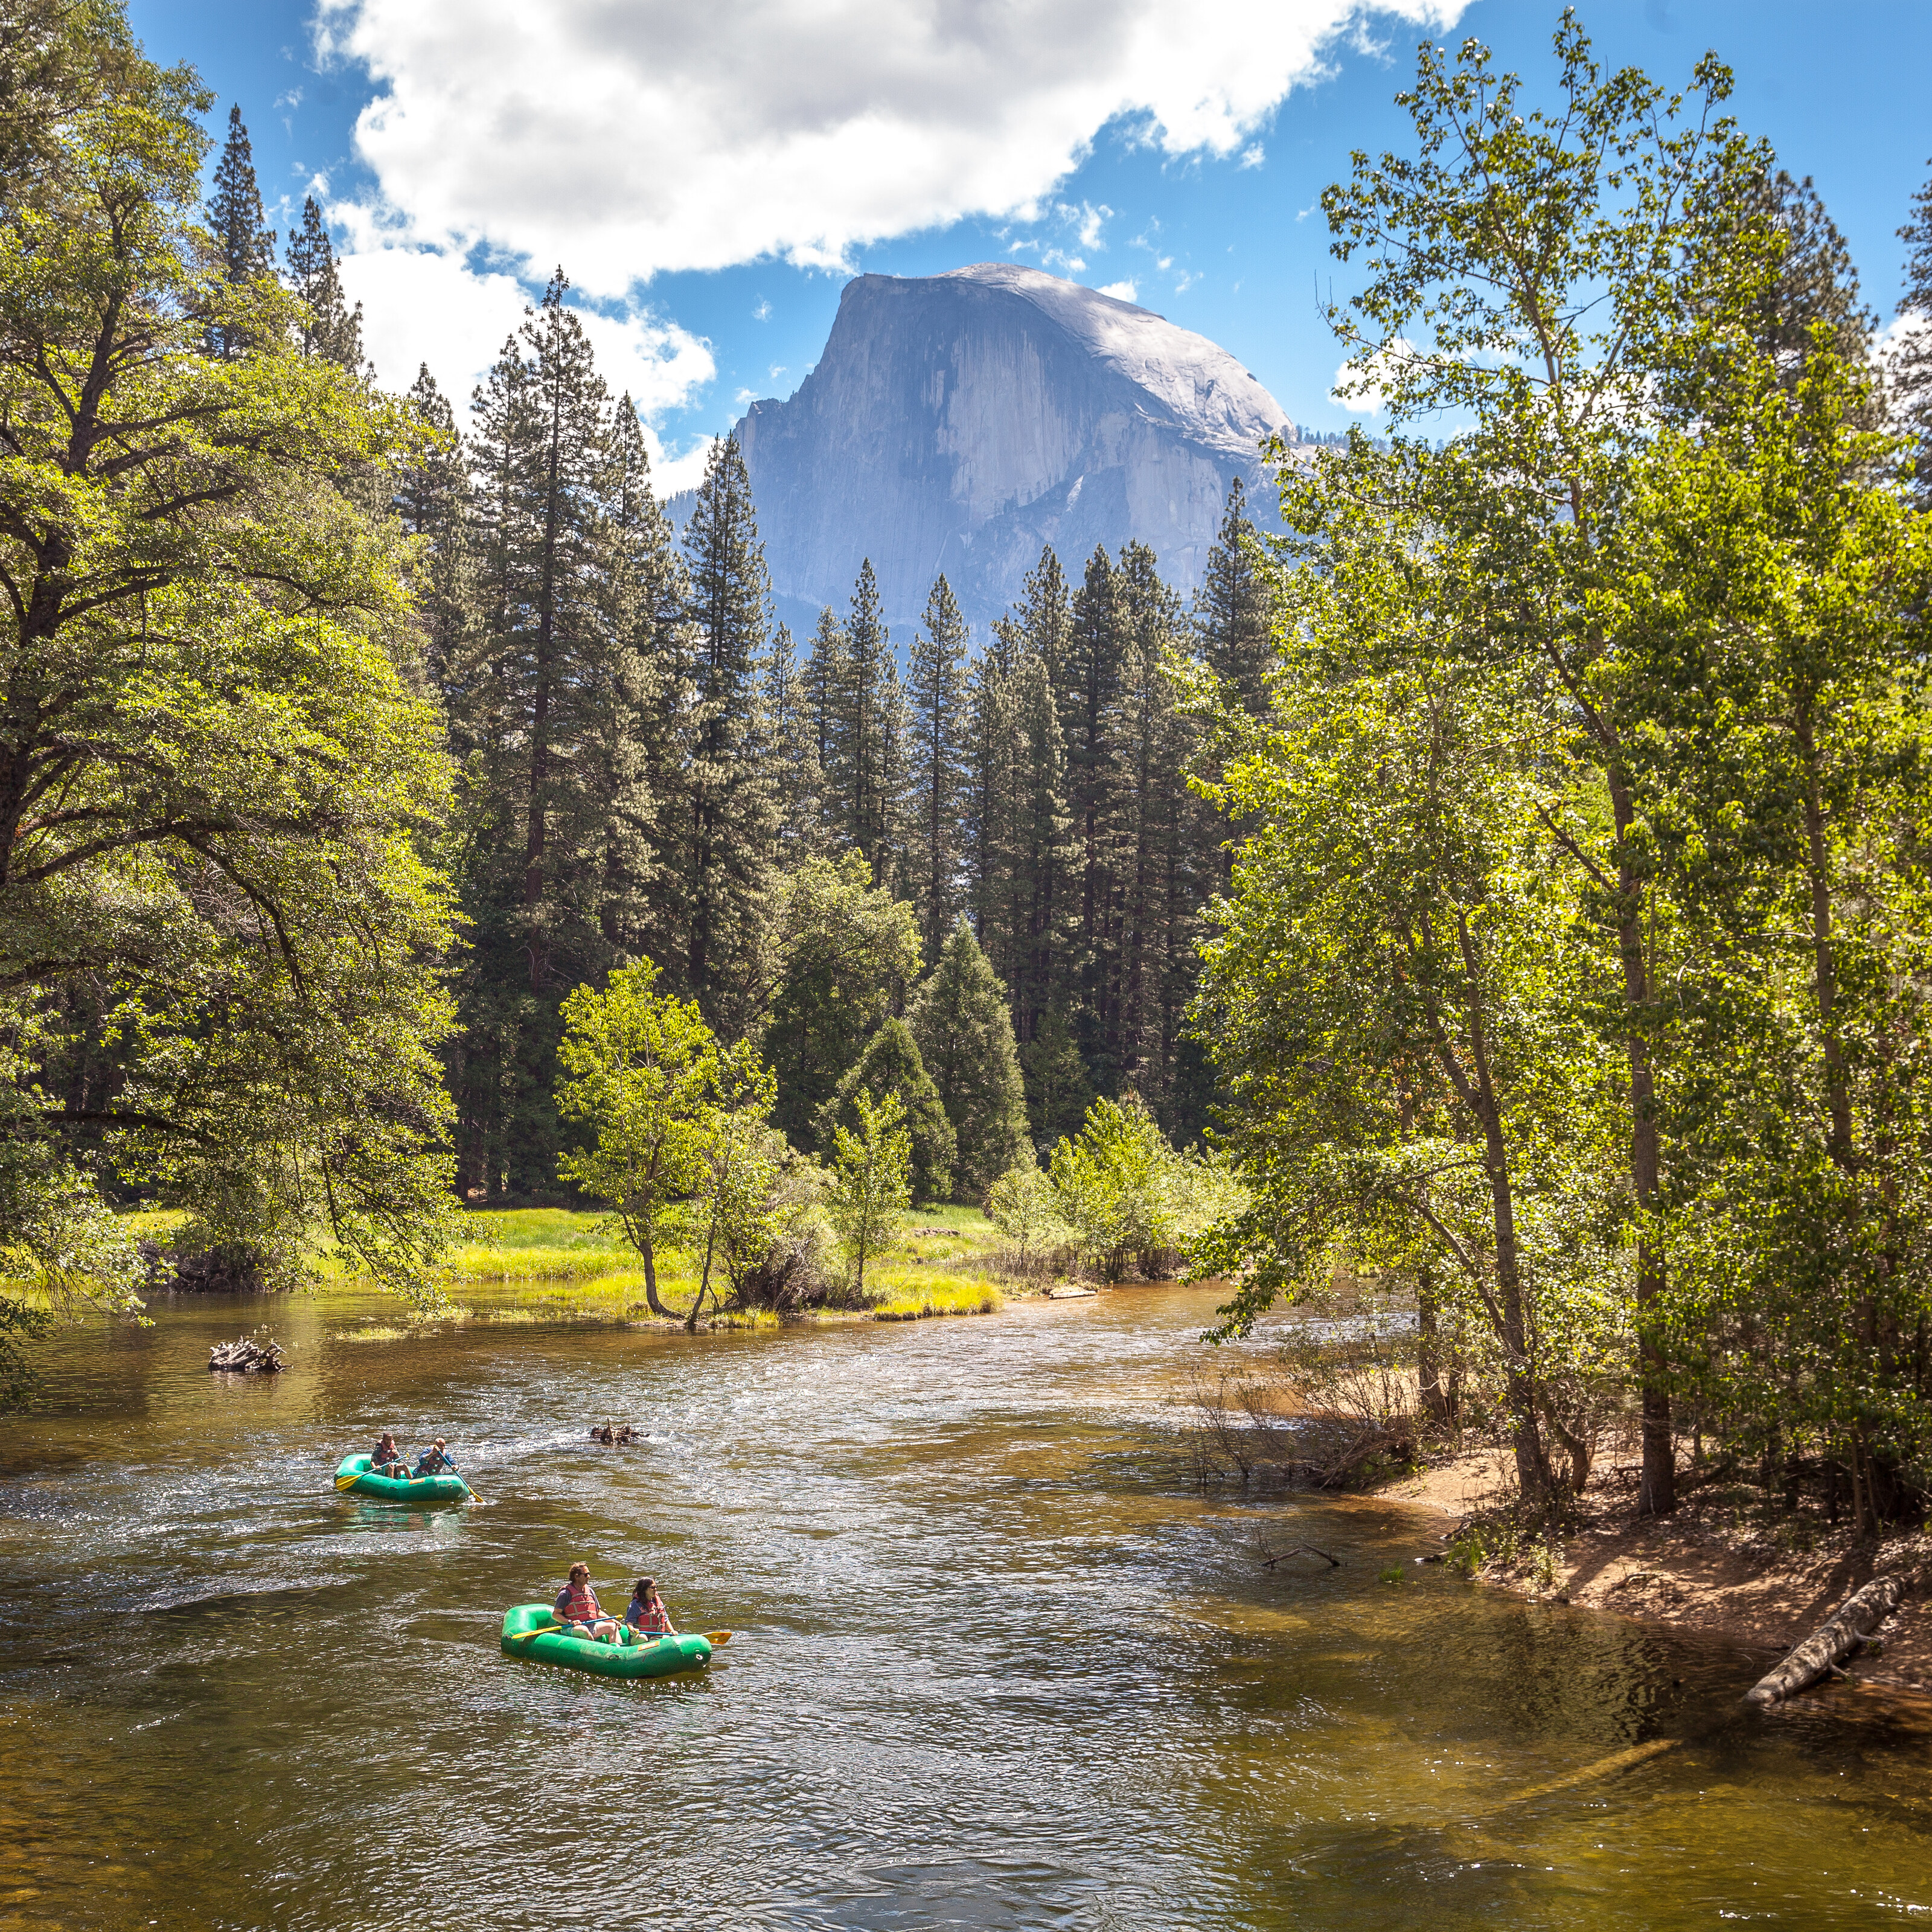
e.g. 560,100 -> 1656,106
0,1 -> 459,1391
555,960 -> 750,1322
825,1088 -> 910,1303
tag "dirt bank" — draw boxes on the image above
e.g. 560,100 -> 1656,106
1381,1450 -> 1932,1697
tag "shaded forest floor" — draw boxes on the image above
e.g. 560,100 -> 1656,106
1382,1448 -> 1932,1701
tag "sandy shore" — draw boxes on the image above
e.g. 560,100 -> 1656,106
1380,1449 -> 1932,1697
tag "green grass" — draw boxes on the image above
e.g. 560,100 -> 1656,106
865,1269 -> 1003,1320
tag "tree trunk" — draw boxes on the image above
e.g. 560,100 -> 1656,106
1418,1265 -> 1453,1427
1743,1571 -> 1910,1706
639,1236 -> 689,1323
1609,772 -> 1675,1518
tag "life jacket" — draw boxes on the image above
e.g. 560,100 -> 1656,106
560,1584 -> 599,1622
630,1599 -> 670,1633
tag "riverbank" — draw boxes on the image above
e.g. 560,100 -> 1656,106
1381,1448 -> 1932,1699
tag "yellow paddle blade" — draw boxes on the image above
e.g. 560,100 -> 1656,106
507,1623 -> 561,1641
703,1630 -> 732,1646
334,1473 -> 360,1490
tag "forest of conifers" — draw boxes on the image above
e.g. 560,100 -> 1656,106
186,128 -> 1264,1210
13,2 -> 1932,1532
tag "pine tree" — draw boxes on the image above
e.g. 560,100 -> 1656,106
1063,545 -> 1129,1084
1195,478 -> 1271,719
1015,546 -> 1073,688
678,435 -> 779,1029
394,365 -> 470,706
840,559 -> 904,883
761,622 -> 827,857
817,1017 -> 955,1205
907,920 -> 1028,1197
1898,158 -> 1932,508
906,574 -> 971,960
205,104 -> 274,359
447,278 -> 679,1198
1006,651 -> 1078,1130
593,396 -> 682,970
803,605 -> 849,846
284,195 -> 365,370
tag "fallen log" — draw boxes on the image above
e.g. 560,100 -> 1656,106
208,1335 -> 286,1374
1742,1571 -> 1911,1706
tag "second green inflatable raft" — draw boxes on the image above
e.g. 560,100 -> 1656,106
499,1604 -> 712,1678
334,1453 -> 472,1505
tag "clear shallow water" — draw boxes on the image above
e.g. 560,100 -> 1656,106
1,1286 -> 1929,1930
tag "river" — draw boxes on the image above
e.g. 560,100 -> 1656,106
1,1283 -> 1927,1928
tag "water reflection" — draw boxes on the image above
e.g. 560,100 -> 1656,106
0,1284 -> 1926,1928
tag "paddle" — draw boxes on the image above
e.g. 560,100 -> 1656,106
507,1620 -> 731,1648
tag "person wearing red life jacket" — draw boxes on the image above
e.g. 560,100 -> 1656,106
552,1563 -> 619,1642
624,1578 -> 677,1639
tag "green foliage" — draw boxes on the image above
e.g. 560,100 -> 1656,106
555,961 -> 738,1319
906,921 -> 1028,1197
1046,1096 -> 1232,1283
985,1159 -> 1069,1270
816,1019 -> 954,1206
825,1089 -> 911,1301
0,1 -> 459,1396
763,852 -> 923,1150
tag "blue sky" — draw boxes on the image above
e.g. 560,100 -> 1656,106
127,0 -> 1932,488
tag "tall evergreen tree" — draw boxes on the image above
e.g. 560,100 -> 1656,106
284,194 -> 364,370
803,604 -> 849,847
762,621 -> 827,859
1195,478 -> 1271,718
446,280 -> 682,1198
394,365 -> 470,706
677,435 -> 779,1031
204,104 -> 273,359
594,396 -> 682,971
1896,156 -> 1932,508
838,559 -> 904,883
1063,546 -> 1130,1083
908,921 -> 1029,1197
1015,546 -> 1073,688
817,1017 -> 955,1205
906,575 -> 972,959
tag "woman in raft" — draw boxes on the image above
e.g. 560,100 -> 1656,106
624,1578 -> 677,1639
369,1430 -> 406,1477
554,1563 -> 621,1642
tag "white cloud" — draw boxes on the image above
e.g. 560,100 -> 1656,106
333,242 -> 717,488
313,0 -> 1466,295
1098,279 -> 1138,302
1331,336 -> 1421,414
1239,142 -> 1265,168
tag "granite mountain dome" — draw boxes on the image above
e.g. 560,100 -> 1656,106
691,264 -> 1296,632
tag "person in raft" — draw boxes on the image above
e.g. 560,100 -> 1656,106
554,1563 -> 620,1642
624,1578 -> 677,1639
412,1437 -> 456,1476
369,1430 -> 406,1477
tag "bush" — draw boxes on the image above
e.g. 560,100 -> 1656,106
1046,1096 -> 1239,1281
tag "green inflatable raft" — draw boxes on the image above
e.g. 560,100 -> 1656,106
499,1604 -> 712,1678
334,1453 -> 473,1505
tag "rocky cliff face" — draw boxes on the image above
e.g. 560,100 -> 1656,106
708,264 -> 1294,632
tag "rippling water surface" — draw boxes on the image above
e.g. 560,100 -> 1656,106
2,1285 -> 1929,1929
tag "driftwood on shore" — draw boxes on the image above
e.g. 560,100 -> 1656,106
1742,1571 -> 1912,1706
209,1335 -> 286,1374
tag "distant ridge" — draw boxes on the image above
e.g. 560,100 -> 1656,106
672,264 -> 1297,633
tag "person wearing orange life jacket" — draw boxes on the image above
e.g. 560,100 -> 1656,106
552,1563 -> 619,1642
